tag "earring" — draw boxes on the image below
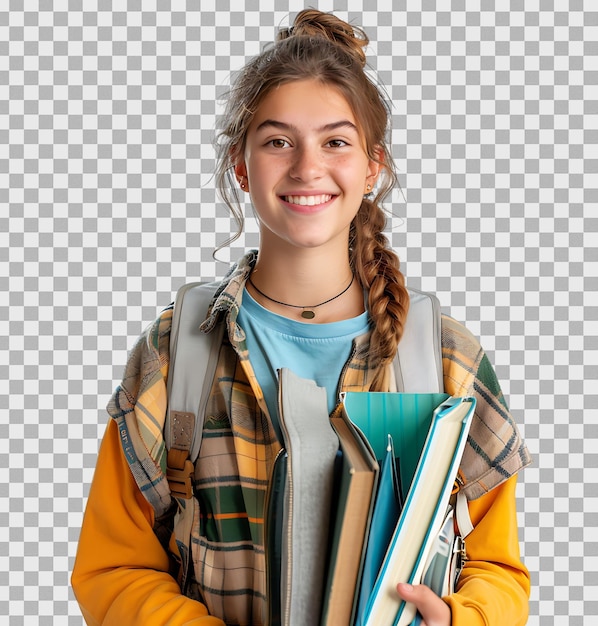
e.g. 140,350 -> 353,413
239,177 -> 247,189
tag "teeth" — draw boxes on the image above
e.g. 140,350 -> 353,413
284,194 -> 332,206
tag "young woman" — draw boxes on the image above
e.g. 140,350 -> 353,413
72,10 -> 531,626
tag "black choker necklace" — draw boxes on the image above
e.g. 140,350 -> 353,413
248,274 -> 355,320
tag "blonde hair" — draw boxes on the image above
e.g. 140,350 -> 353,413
215,9 -> 409,389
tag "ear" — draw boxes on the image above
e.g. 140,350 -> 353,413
229,142 -> 249,189
233,161 -> 249,193
234,161 -> 247,179
365,146 -> 384,192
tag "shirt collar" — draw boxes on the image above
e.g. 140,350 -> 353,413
199,249 -> 258,333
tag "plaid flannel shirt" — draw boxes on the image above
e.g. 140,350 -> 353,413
107,250 -> 531,625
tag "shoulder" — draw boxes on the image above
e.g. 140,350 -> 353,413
440,313 -> 481,350
439,315 -> 532,499
106,307 -> 173,420
115,262 -> 240,407
440,314 -> 485,397
440,313 -> 512,408
134,306 -> 174,370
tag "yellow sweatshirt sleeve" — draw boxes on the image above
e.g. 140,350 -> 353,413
444,475 -> 530,626
71,418 -> 225,626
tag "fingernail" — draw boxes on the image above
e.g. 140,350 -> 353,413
400,583 -> 413,592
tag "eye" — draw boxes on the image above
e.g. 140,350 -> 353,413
268,138 -> 291,149
327,139 -> 348,148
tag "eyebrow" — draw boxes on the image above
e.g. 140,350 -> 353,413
255,119 -> 359,134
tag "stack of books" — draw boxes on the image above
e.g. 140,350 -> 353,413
321,391 -> 475,626
271,370 -> 476,626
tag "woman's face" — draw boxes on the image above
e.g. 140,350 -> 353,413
235,79 -> 380,255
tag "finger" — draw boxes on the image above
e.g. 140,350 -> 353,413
396,583 -> 451,626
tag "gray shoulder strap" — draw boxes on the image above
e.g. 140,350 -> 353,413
393,287 -> 443,393
165,282 -> 224,473
394,290 -> 473,529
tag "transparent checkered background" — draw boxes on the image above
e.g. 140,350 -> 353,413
1,2 -> 596,624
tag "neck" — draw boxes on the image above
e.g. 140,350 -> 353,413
248,246 -> 363,323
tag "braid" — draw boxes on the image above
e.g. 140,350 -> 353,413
351,199 -> 410,391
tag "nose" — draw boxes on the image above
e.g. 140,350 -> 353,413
289,144 -> 324,182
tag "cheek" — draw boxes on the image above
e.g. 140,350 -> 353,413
339,155 -> 370,178
247,155 -> 281,182
341,168 -> 369,194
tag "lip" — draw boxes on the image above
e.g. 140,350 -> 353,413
279,193 -> 337,214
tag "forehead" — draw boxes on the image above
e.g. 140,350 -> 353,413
249,79 -> 358,131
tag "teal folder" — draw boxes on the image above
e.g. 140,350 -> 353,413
342,392 -> 449,499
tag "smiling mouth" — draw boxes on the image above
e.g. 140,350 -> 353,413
282,194 -> 333,206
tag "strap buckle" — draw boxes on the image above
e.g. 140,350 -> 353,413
167,459 -> 195,499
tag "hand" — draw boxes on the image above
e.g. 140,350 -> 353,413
396,583 -> 451,626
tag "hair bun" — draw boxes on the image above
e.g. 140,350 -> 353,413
277,9 -> 368,67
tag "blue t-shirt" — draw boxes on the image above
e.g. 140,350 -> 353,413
237,288 -> 370,440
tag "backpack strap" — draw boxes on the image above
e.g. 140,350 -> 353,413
394,287 -> 443,393
455,489 -> 474,537
165,281 -> 223,498
395,289 -> 474,537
